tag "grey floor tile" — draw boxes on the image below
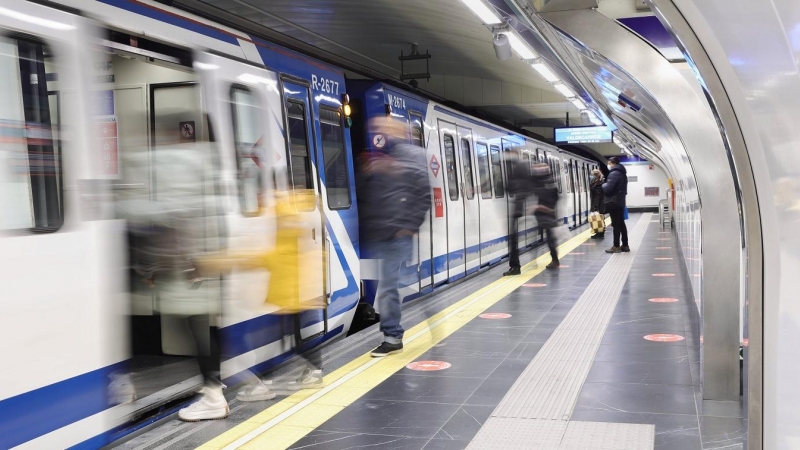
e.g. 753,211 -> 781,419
287,430 -> 430,450
433,405 -> 495,441
421,438 -> 470,450
316,399 -> 461,439
400,355 -> 504,379
585,359 -> 694,385
362,373 -> 485,405
420,336 -> 523,360
699,416 -> 746,449
569,410 -> 702,450
697,400 -> 744,419
574,382 -> 697,416
594,343 -> 689,363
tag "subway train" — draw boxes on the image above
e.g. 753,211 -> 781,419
0,0 -> 597,448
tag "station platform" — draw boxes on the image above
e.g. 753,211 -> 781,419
112,214 -> 744,450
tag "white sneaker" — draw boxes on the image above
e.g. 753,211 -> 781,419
286,369 -> 324,391
178,386 -> 229,422
107,373 -> 136,405
236,379 -> 277,402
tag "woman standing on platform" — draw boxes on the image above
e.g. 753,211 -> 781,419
590,169 -> 605,239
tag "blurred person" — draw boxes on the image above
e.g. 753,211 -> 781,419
603,156 -> 630,253
359,117 -> 431,358
116,114 -> 229,421
504,149 -> 534,276
532,162 -> 560,269
590,169 -> 606,239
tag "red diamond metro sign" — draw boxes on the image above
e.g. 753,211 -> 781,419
429,154 -> 440,178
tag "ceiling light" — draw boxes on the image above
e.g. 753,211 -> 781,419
553,83 -> 575,98
531,60 -> 559,82
504,32 -> 537,60
0,6 -> 75,30
193,62 -> 219,71
587,111 -> 604,126
569,98 -> 586,110
460,0 -> 502,25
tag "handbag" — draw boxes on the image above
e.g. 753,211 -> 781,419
589,212 -> 605,233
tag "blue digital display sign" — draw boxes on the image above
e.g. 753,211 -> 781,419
555,126 -> 613,144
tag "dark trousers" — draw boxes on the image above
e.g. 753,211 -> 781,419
187,314 -> 221,386
608,206 -> 628,247
544,227 -> 558,262
509,215 -> 521,269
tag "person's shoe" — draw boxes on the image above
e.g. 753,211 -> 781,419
546,260 -> 560,269
620,245 -> 631,253
107,373 -> 136,405
236,379 -> 277,402
605,246 -> 621,254
503,267 -> 521,276
371,341 -> 404,357
178,386 -> 229,421
591,233 -> 604,239
286,369 -> 324,391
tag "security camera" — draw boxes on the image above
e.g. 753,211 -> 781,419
493,33 -> 512,60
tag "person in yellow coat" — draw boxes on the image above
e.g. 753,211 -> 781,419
201,187 -> 326,401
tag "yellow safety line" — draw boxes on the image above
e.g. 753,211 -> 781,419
197,226 -> 597,450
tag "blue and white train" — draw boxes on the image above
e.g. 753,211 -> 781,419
0,0 -> 598,448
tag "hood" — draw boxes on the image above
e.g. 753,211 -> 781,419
610,164 -> 627,175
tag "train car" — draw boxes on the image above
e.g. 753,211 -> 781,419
0,1 -> 599,448
348,81 -> 597,311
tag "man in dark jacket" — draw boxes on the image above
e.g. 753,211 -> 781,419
504,149 -> 534,276
602,157 -> 629,253
360,118 -> 431,357
532,163 -> 560,268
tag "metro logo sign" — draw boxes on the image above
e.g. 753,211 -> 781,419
429,154 -> 440,178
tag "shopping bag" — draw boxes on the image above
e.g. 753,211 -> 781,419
589,212 -> 605,233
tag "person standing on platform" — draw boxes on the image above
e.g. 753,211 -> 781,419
503,149 -> 534,276
532,163 -> 560,269
590,169 -> 606,239
603,156 -> 630,253
360,118 -> 431,358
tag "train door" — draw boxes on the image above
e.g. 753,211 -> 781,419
501,139 -> 523,256
280,79 -> 327,333
410,113 -> 433,291
438,120 -> 465,280
457,126 -> 480,274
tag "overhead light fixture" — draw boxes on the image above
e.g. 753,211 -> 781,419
194,62 -> 220,71
587,111 -> 604,126
460,0 -> 502,25
531,59 -> 558,82
0,6 -> 75,30
504,31 -> 537,60
553,82 -> 575,98
493,33 -> 512,60
569,98 -> 586,110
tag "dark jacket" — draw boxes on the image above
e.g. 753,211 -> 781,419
532,164 -> 559,229
358,142 -> 432,243
590,177 -> 605,213
602,164 -> 628,209
507,158 -> 534,218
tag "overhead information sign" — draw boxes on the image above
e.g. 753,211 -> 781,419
555,126 -> 613,144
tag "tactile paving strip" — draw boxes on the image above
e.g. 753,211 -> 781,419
468,214 -> 654,450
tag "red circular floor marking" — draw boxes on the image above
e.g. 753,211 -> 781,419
582,242 -> 597,246
743,338 -> 749,347
652,273 -> 676,277
558,265 -> 570,268
523,283 -> 547,288
569,252 -> 586,255
643,334 -> 685,342
654,257 -> 673,261
656,247 -> 671,250
649,297 -> 679,303
480,313 -> 512,319
406,360 -> 451,371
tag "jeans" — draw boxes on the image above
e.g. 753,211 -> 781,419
509,216 -> 520,269
283,313 -> 322,370
544,227 -> 558,262
608,206 -> 628,247
187,314 -> 221,387
374,235 -> 413,344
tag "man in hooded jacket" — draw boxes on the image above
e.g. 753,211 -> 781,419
602,156 -> 630,253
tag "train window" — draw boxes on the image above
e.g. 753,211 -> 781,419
565,160 -> 572,194
0,36 -> 62,231
285,100 -> 315,211
443,134 -> 459,200
461,138 -> 475,199
319,106 -> 351,209
556,159 -> 563,193
490,145 -> 505,198
410,113 -> 424,148
476,142 -> 492,199
230,85 -> 263,216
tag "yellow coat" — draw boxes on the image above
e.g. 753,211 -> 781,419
202,190 -> 325,314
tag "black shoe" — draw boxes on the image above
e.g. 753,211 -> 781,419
546,260 -> 559,269
620,245 -> 630,252
371,342 -> 403,357
591,233 -> 604,239
503,267 -> 521,276
605,246 -> 621,254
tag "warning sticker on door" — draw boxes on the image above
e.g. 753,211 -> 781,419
433,187 -> 444,218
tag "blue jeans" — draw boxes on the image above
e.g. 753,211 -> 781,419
374,235 -> 413,344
